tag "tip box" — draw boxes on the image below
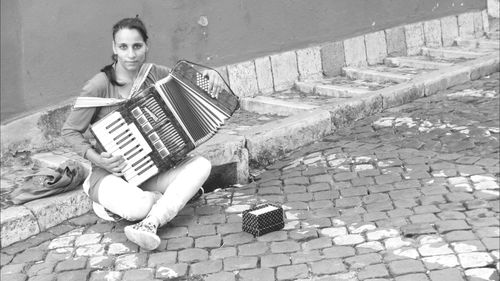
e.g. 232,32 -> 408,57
242,203 -> 284,236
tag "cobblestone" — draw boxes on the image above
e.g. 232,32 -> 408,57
389,259 -> 426,275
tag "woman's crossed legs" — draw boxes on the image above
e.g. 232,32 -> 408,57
97,155 -> 211,249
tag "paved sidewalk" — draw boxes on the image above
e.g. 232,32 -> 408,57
1,68 -> 498,280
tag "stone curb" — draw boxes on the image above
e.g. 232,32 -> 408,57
1,52 -> 498,248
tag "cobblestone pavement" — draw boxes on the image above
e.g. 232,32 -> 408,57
1,73 -> 499,281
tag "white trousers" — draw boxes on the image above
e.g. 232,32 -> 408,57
96,155 -> 211,226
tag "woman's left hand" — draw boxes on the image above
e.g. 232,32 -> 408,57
202,69 -> 223,99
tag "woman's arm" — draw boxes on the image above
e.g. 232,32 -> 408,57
61,74 -> 126,175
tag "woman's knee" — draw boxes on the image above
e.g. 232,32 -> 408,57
112,192 -> 157,221
119,196 -> 153,221
190,155 -> 212,178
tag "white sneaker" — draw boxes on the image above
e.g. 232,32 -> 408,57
124,220 -> 161,250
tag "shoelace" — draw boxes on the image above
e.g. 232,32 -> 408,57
133,221 -> 157,233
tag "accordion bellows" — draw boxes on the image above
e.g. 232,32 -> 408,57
90,61 -> 239,186
242,203 -> 285,236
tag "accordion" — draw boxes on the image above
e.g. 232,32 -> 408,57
90,61 -> 239,186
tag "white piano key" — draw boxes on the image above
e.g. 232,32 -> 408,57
123,156 -> 152,180
103,133 -> 134,154
122,147 -> 150,173
128,165 -> 159,186
128,123 -> 152,155
96,121 -> 129,146
92,111 -> 123,132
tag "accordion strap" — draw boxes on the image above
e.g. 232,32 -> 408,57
74,63 -> 153,108
130,63 -> 153,98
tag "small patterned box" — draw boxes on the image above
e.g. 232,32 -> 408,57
242,203 -> 284,236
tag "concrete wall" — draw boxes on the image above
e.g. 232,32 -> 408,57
1,0 -> 485,122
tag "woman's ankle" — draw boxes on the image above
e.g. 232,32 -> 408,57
142,215 -> 160,228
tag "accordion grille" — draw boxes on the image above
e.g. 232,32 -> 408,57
133,94 -> 187,156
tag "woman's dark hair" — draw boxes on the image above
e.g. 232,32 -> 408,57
100,16 -> 149,86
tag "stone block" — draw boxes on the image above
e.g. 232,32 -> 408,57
294,81 -> 315,94
270,51 -> 299,91
227,61 -> 259,98
193,133 -> 248,184
421,47 -> 483,59
325,92 -> 383,129
405,22 -> 425,55
1,103 -> 72,157
458,12 -> 475,38
276,264 -> 309,280
439,66 -> 472,89
239,268 -> 274,281
411,66 -> 469,97
465,268 -> 498,281
365,31 -> 387,65
243,109 -> 332,167
24,189 -> 91,232
296,46 -> 323,81
429,268 -> 463,281
464,54 -> 500,80
223,256 -> 258,271
423,19 -> 442,48
315,84 -> 369,98
458,252 -> 495,268
0,206 -> 40,247
384,57 -> 452,69
489,0 -> 500,18
385,26 -> 407,56
190,259 -> 222,275
343,35 -> 367,67
240,96 -> 318,116
473,11 -> 485,38
378,82 -> 424,109
254,56 -> 274,95
441,15 -> 459,47
320,41 -> 345,76
343,67 -> 410,83
482,10 -> 490,32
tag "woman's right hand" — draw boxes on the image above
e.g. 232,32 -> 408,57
98,152 -> 127,176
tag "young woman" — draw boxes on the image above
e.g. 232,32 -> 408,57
62,17 -> 223,250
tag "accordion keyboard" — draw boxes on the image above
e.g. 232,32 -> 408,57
92,111 -> 160,186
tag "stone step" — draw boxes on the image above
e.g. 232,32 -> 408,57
486,31 -> 500,40
455,38 -> 500,49
421,47 -> 488,59
343,67 -> 410,83
384,57 -> 453,69
240,95 -> 319,116
295,76 -> 396,98
314,84 -> 370,97
342,64 -> 437,83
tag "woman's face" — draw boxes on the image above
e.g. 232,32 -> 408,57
113,28 -> 147,73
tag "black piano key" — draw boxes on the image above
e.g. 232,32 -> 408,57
126,147 -> 144,161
